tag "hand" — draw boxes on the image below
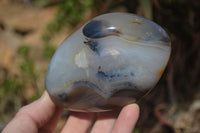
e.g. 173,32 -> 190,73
2,91 -> 140,133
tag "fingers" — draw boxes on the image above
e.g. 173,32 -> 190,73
61,112 -> 95,133
62,104 -> 139,133
38,106 -> 63,133
90,111 -> 119,133
90,104 -> 139,133
111,104 -> 140,133
3,92 -> 139,133
2,91 -> 63,133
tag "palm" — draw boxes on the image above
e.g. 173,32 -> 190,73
3,91 -> 139,133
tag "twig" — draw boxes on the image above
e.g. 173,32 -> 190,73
167,63 -> 177,106
76,0 -> 113,29
152,0 -> 162,11
98,0 -> 113,14
154,104 -> 170,125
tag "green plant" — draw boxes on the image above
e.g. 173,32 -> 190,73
43,44 -> 56,60
0,70 -> 24,124
17,45 -> 42,102
17,45 -> 30,57
133,128 -> 141,133
17,45 -> 37,80
41,0 -> 96,59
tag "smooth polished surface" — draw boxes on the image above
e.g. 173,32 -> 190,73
45,12 -> 171,112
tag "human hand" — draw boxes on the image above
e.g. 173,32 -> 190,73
2,91 -> 140,133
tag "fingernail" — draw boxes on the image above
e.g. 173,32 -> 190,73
40,91 -> 48,99
41,91 -> 52,102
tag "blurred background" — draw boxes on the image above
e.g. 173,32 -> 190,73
0,0 -> 200,132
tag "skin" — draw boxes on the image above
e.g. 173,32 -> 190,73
2,91 -> 140,133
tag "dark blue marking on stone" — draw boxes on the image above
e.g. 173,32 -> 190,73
97,70 -> 121,79
58,92 -> 68,102
160,36 -> 170,43
83,20 -> 121,38
84,40 -> 100,55
130,72 -> 134,76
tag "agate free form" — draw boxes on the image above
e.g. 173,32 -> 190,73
45,12 -> 171,112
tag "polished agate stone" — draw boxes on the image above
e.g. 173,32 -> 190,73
45,12 -> 171,112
